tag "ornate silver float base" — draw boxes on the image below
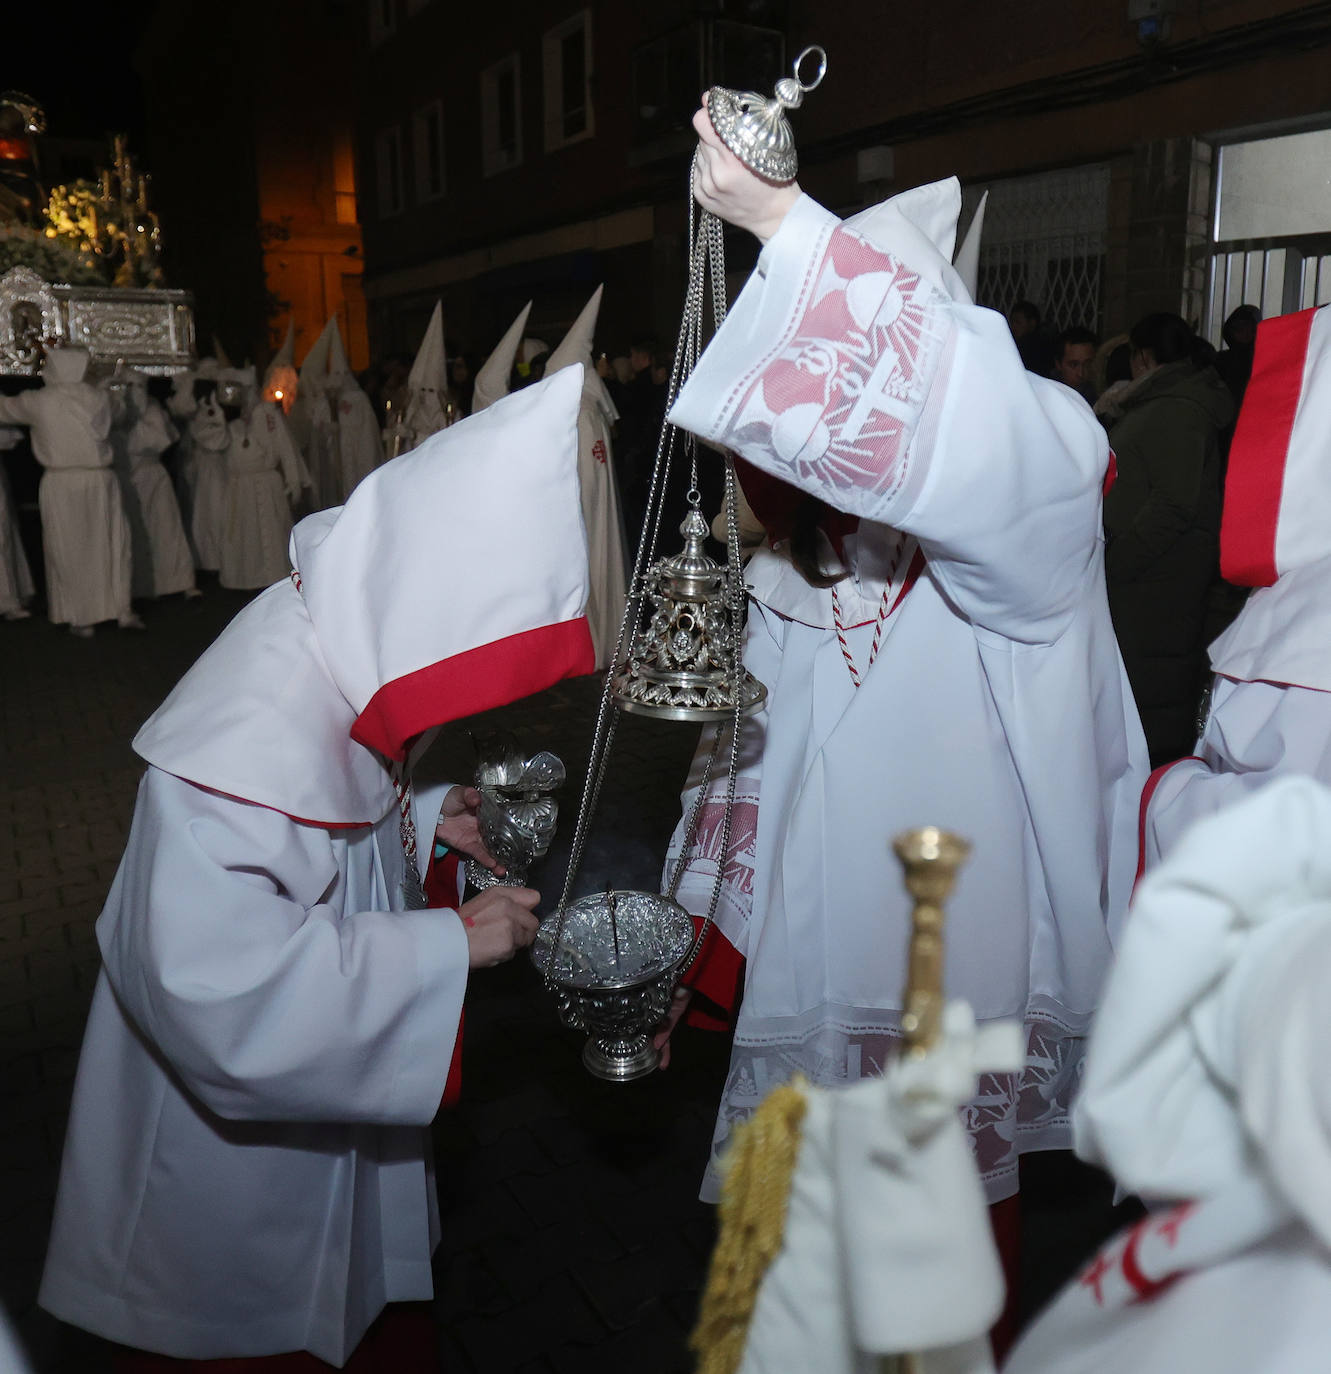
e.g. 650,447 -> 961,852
582,1032 -> 660,1082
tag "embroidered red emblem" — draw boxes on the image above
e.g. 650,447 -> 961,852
728,227 -> 947,506
592,438 -> 607,465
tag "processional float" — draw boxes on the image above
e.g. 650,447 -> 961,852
517,47 -> 829,1081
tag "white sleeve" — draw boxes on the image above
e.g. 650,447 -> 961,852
1144,677 -> 1331,867
669,193 -> 1107,644
98,768 -> 469,1126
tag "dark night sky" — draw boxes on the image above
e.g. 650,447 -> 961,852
3,9 -> 153,143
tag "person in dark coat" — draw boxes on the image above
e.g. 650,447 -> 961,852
1104,312 -> 1235,766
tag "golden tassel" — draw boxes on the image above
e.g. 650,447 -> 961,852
690,1076 -> 810,1374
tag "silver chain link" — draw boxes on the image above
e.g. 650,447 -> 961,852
542,158 -> 744,983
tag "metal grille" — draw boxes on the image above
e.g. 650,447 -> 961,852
962,164 -> 1110,332
1202,236 -> 1331,344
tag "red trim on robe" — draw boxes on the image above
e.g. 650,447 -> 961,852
351,616 -> 596,762
679,915 -> 745,1029
424,851 -> 466,1109
1220,307 -> 1318,588
1136,757 -> 1203,888
1102,449 -> 1117,498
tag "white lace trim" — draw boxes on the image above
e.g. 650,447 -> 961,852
700,1014 -> 1084,1207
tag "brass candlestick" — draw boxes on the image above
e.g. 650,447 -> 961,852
893,826 -> 970,1057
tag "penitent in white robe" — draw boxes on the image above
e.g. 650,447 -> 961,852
219,404 -> 304,591
39,368 -> 595,1365
0,349 -> 132,627
112,391 -> 197,598
665,185 -> 1148,1203
189,398 -> 230,572
1007,778 -> 1331,1374
0,425 -> 35,615
1143,306 -> 1331,869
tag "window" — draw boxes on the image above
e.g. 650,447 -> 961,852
544,11 -> 594,151
1203,127 -> 1331,344
375,126 -> 404,218
333,131 -> 358,225
961,164 -> 1111,335
481,53 -> 523,177
368,0 -> 396,45
413,101 -> 446,203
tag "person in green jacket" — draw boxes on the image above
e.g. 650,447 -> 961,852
1104,312 -> 1235,765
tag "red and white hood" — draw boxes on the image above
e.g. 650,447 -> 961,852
1220,306 -> 1330,588
134,366 -> 594,825
1212,306 -> 1331,691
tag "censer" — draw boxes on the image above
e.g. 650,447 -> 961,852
534,46 -> 828,1081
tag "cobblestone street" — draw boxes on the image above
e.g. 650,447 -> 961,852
1,587 -> 1130,1373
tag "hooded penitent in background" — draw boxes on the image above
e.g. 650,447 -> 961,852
215,365 -> 307,591
264,319 -> 299,416
186,373 -> 231,574
299,316 -> 383,508
0,346 -> 134,635
663,121 -> 1148,1253
545,285 -> 630,669
107,370 -> 198,601
1005,777 -> 1331,1373
471,301 -> 533,414
39,367 -> 595,1366
1142,305 -> 1331,866
0,423 -> 35,618
394,300 -> 458,456
166,355 -> 220,552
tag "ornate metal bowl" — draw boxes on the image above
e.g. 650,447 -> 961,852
466,742 -> 565,892
534,891 -> 695,1081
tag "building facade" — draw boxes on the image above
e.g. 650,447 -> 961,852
355,0 -> 1331,368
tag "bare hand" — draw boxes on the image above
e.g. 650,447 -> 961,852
436,785 -> 505,876
458,886 -> 540,968
692,97 -> 802,244
652,987 -> 693,1071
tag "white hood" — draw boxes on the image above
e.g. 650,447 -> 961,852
472,301 -> 532,413
134,366 -> 595,825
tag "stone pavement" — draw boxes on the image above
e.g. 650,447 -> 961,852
1,588 -> 1134,1373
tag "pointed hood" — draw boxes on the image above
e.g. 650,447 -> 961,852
404,301 -> 452,442
211,334 -> 233,368
953,191 -> 987,306
407,301 -> 448,395
133,367 -> 595,826
325,315 -> 354,385
472,301 -> 532,412
264,320 -> 298,412
546,284 -> 617,421
299,317 -> 337,394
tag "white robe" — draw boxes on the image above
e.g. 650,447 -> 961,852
190,400 -> 230,572
1007,776 -> 1331,1373
665,186 -> 1147,1203
113,395 -> 196,598
219,406 -> 302,591
0,425 -> 35,615
38,763 -> 467,1365
38,368 -> 596,1366
0,354 -> 132,627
